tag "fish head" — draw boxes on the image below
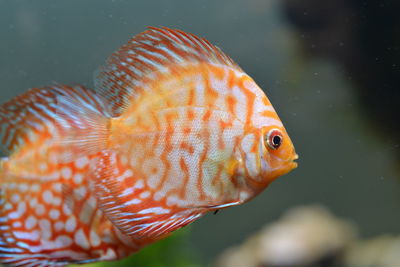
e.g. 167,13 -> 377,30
233,81 -> 298,200
236,125 -> 297,196
259,125 -> 298,180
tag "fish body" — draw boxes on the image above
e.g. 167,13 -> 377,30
0,27 -> 297,266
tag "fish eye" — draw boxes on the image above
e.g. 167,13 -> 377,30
265,129 -> 283,150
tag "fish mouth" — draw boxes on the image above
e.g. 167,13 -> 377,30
290,153 -> 299,168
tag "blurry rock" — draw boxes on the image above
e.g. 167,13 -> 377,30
345,235 -> 400,267
216,205 -> 357,267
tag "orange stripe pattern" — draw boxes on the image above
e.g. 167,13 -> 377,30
0,27 -> 297,266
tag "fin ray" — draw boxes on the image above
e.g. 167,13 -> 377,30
91,150 -> 205,239
53,91 -> 111,163
0,85 -> 110,157
94,27 -> 242,115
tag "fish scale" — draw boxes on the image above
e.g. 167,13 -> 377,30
0,27 -> 297,266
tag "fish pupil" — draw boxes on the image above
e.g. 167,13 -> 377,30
265,129 -> 283,150
272,135 -> 282,147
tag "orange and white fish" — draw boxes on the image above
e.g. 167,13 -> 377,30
0,27 -> 298,266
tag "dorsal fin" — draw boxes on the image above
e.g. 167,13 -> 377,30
0,85 -> 109,155
94,27 -> 242,116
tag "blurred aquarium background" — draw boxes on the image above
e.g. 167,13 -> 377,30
1,0 -> 400,266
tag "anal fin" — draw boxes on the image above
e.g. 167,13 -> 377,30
92,150 -> 206,240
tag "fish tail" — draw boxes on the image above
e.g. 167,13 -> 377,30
0,160 -> 56,266
0,85 -> 112,162
0,174 -> 60,267
0,85 -> 112,266
0,157 -> 6,181
53,87 -> 112,162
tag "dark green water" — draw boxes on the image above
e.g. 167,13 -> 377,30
1,0 -> 399,266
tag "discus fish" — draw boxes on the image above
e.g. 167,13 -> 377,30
0,27 -> 298,266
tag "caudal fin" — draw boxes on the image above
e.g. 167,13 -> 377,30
0,85 -> 109,155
